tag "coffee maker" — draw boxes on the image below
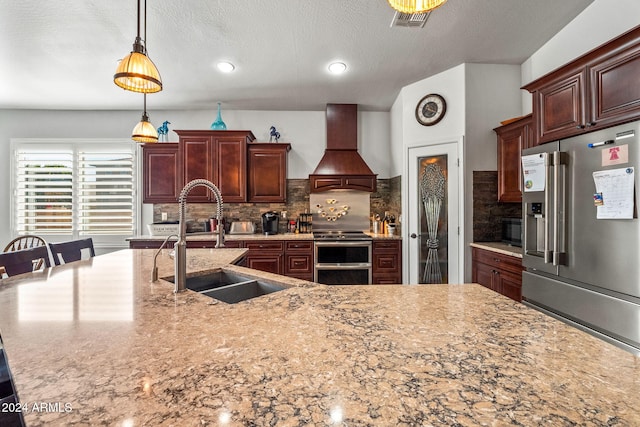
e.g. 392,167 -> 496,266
261,211 -> 279,235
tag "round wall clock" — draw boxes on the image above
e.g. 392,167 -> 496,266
415,93 -> 447,126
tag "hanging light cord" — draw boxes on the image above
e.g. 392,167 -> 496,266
143,0 -> 147,53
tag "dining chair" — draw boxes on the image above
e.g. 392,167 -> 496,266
48,238 -> 96,266
0,246 -> 51,277
3,235 -> 48,272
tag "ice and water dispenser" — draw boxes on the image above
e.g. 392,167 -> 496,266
525,202 -> 545,254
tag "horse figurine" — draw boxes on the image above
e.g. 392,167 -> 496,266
269,126 -> 280,143
157,121 -> 170,142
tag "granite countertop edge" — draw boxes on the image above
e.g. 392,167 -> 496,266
470,241 -> 523,258
127,232 -> 402,241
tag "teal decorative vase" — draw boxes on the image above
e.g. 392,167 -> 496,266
210,102 -> 227,130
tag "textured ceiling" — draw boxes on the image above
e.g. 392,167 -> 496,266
0,0 -> 593,111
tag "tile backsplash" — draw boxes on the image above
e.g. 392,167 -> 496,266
473,171 -> 522,242
153,177 -> 401,234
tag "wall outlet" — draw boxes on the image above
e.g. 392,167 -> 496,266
161,212 -> 168,221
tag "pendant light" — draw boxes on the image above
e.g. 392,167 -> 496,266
132,94 -> 158,143
114,0 -> 162,93
386,0 -> 448,14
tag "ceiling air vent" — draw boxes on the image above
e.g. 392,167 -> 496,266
390,10 -> 431,28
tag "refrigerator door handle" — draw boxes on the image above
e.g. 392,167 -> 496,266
553,151 -> 568,266
544,153 -> 552,264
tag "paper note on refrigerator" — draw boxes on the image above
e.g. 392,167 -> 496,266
592,167 -> 635,219
522,154 -> 546,192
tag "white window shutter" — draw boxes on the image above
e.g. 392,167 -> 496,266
15,150 -> 74,234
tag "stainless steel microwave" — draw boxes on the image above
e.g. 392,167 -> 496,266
501,218 -> 522,247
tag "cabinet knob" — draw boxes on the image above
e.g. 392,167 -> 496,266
576,125 -> 586,129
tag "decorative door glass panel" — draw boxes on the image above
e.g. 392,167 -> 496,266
418,155 -> 449,283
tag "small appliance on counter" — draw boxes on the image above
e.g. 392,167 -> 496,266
147,221 -> 179,236
261,211 -> 279,235
229,221 -> 256,235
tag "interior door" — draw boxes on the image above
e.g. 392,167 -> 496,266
408,142 -> 461,284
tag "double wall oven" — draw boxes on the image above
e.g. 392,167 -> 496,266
310,190 -> 372,285
313,231 -> 372,285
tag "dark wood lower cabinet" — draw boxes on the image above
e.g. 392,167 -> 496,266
284,241 -> 314,281
128,239 -> 223,249
372,240 -> 402,284
243,241 -> 285,275
130,238 -> 402,284
471,246 -> 524,302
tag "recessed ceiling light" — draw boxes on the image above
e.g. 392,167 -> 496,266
217,62 -> 235,73
328,62 -> 347,75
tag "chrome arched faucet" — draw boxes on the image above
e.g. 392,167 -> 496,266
174,179 -> 224,293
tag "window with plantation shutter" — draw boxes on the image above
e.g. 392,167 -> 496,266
12,140 -> 138,242
15,149 -> 74,234
77,149 -> 135,235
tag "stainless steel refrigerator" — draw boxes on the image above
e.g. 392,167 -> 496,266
522,121 -> 640,355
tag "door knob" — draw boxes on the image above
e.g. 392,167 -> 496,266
410,233 -> 418,239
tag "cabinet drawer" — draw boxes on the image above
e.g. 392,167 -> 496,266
186,241 -> 216,248
373,253 -> 399,274
285,254 -> 312,274
222,240 -> 244,248
372,240 -> 401,252
285,241 -> 313,252
244,241 -> 285,252
372,276 -> 401,285
129,240 -> 173,249
245,254 -> 283,275
472,248 -> 522,275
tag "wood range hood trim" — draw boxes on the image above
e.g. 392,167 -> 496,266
309,104 -> 377,193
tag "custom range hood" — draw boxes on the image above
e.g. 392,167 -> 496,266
309,104 -> 378,192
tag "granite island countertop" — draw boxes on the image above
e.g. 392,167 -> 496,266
0,249 -> 638,426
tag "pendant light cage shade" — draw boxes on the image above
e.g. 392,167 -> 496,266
132,112 -> 159,143
114,39 -> 163,93
387,0 -> 447,13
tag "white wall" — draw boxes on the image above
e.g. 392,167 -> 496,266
391,63 -> 522,283
521,0 -> 640,113
0,108 -> 390,246
389,93 -> 404,178
463,64 -> 522,281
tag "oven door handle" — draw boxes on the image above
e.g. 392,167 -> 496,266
315,263 -> 372,270
314,241 -> 372,247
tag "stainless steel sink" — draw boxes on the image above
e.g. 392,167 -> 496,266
163,271 -> 250,292
202,280 -> 284,304
163,270 -> 285,303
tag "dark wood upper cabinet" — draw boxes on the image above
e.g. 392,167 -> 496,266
216,136 -> 247,202
247,143 -> 291,203
524,25 -> 640,145
494,114 -> 532,203
174,130 -> 255,203
141,143 -> 179,203
530,69 -> 586,144
589,44 -> 640,127
179,133 -> 213,202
